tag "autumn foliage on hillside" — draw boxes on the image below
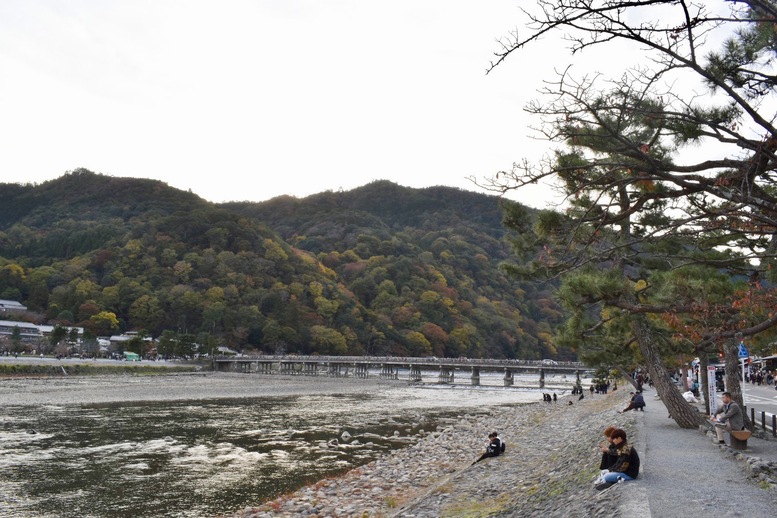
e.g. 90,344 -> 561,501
0,171 -> 567,359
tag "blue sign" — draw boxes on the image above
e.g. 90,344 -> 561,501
737,341 -> 749,358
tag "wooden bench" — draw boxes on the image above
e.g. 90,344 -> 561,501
729,429 -> 752,450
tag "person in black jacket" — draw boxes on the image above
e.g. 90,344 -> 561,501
619,391 -> 646,413
472,432 -> 502,464
595,429 -> 640,490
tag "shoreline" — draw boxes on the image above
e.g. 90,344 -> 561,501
0,371 -> 407,407
2,372 -> 631,517
0,371 -> 570,408
227,389 -> 636,517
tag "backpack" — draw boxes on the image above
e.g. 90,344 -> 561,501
499,439 -> 506,453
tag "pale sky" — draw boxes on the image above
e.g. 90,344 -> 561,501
2,1 -> 732,209
0,0 -> 585,207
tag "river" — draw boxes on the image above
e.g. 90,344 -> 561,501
0,372 -> 573,517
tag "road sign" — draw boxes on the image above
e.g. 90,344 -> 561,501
737,341 -> 749,404
707,365 -> 718,410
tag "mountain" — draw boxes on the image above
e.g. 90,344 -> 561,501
0,171 -> 568,360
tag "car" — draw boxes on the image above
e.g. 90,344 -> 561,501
540,359 -> 558,365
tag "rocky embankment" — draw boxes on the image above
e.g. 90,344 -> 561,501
227,390 -> 636,517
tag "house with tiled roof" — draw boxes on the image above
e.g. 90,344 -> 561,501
0,300 -> 27,313
0,320 -> 41,342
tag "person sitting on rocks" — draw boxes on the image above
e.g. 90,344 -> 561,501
494,432 -> 506,454
472,432 -> 501,464
619,391 -> 645,413
598,426 -> 617,470
595,429 -> 640,490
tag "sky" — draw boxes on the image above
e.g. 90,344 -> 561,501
1,1 -> 733,210
1,0 -> 591,208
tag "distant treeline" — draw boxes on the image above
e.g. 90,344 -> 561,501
0,171 -> 569,361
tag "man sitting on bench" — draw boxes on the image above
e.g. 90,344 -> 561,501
710,391 -> 744,444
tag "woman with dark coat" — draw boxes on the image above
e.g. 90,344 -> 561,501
596,429 -> 640,490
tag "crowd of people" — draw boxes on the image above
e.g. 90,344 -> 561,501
746,367 -> 775,387
469,367 -> 760,494
470,400 -> 643,492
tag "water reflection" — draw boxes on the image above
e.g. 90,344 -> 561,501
0,391 -> 501,517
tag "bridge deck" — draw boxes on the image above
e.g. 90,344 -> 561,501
214,355 -> 591,389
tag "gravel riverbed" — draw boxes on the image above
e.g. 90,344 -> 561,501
0,370 -> 633,517
227,390 -> 636,518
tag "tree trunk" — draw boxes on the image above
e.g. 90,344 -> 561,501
723,338 -> 752,429
614,365 -> 639,390
632,314 -> 705,429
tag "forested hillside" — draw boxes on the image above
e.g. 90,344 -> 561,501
0,170 -> 569,359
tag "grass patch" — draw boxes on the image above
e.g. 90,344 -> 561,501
441,491 -> 513,517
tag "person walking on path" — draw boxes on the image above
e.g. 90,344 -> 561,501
709,391 -> 744,444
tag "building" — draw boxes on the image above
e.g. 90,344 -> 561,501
754,354 -> 777,372
108,332 -> 156,352
0,300 -> 27,313
0,320 -> 41,342
37,325 -> 85,342
0,321 -> 85,346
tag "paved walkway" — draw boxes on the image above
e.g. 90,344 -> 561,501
618,392 -> 777,516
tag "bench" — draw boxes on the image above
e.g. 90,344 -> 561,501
729,429 -> 752,450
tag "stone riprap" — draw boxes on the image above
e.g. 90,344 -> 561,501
227,391 -> 636,517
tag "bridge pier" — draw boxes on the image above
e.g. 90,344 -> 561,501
280,362 -> 297,375
258,362 -> 273,374
539,368 -> 545,388
327,363 -> 348,378
471,366 -> 480,386
438,366 -> 454,384
380,364 -> 398,379
354,363 -> 368,378
504,368 -> 514,387
303,362 -> 319,376
409,364 -> 422,382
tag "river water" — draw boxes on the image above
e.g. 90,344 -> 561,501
0,373 -> 570,517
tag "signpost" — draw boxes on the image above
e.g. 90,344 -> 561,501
738,341 -> 749,407
707,365 -> 718,414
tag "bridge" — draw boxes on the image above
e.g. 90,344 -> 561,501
214,355 -> 593,389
